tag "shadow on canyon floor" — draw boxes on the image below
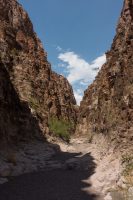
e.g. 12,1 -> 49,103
0,146 -> 100,200
0,64 -> 100,199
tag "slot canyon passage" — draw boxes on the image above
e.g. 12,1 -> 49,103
0,0 -> 133,199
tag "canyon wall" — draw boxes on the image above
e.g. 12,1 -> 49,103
77,0 -> 133,148
0,0 -> 77,143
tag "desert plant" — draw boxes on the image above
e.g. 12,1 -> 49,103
10,48 -> 18,56
121,154 -> 133,164
29,97 -> 39,110
0,52 -> 4,61
48,117 -> 73,142
121,154 -> 133,176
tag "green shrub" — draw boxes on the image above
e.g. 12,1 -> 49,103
48,117 -> 73,142
0,52 -> 4,61
121,154 -> 133,176
11,48 -> 18,56
29,97 -> 39,110
121,154 -> 133,164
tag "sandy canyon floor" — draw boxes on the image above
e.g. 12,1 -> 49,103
0,137 -> 131,200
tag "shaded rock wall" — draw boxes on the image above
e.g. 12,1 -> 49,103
0,62 -> 42,144
77,0 -> 133,147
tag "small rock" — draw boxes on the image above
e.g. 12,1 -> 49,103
0,178 -> 8,184
11,165 -> 25,176
104,193 -> 112,200
110,191 -> 126,200
117,178 -> 128,189
65,158 -> 79,170
0,164 -> 12,177
120,176 -> 127,183
66,163 -> 76,170
23,164 -> 37,174
128,187 -> 133,196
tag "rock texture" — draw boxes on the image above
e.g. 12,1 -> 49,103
77,0 -> 133,148
0,0 -> 77,142
0,62 -> 42,143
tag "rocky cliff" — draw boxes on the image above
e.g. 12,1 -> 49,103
77,0 -> 133,148
0,62 -> 42,144
0,0 -> 77,143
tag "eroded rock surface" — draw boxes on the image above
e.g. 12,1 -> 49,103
0,0 -> 77,142
77,0 -> 133,149
0,62 -> 42,142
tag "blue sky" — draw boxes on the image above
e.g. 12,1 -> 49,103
18,0 -> 123,105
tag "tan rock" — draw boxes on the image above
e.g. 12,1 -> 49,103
0,0 -> 77,143
77,0 -> 133,150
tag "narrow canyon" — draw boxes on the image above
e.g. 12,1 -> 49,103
0,0 -> 133,199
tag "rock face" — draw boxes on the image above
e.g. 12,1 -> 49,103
0,62 -> 41,143
0,0 -> 77,143
77,0 -> 133,147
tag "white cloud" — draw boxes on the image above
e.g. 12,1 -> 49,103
58,63 -> 66,67
58,51 -> 106,105
56,46 -> 62,52
74,90 -> 83,106
58,51 -> 106,84
80,81 -> 89,86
